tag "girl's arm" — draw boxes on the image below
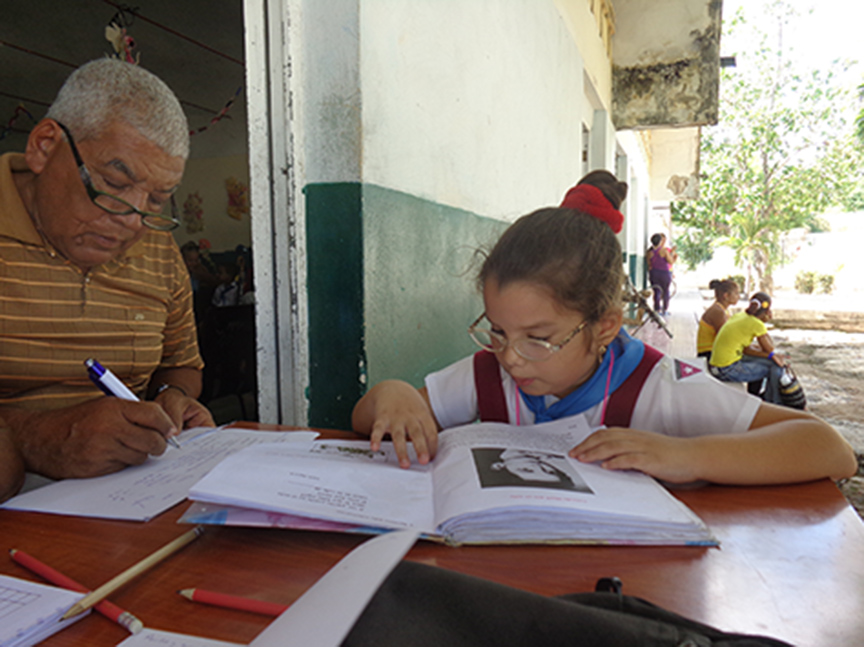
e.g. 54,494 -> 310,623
570,404 -> 857,485
352,380 -> 440,468
743,333 -> 784,365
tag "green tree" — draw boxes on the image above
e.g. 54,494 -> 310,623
671,2 -> 863,293
857,81 -> 864,147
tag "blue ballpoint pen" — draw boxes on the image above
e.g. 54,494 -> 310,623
85,358 -> 182,449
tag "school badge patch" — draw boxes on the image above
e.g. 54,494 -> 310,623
674,359 -> 702,380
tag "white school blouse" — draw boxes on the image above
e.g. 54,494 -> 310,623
425,353 -> 761,437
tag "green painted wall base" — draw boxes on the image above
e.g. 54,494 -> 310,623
305,183 -> 365,430
305,182 -> 506,430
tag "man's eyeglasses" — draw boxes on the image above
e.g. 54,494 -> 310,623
56,121 -> 180,232
468,313 -> 588,362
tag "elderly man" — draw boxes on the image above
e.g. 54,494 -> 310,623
0,58 -> 214,493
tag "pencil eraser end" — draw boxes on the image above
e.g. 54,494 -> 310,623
123,616 -> 145,634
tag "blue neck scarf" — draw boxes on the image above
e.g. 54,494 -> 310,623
521,330 -> 645,423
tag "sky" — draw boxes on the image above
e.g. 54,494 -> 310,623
722,0 -> 862,92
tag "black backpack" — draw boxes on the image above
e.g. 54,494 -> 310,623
343,561 -> 793,647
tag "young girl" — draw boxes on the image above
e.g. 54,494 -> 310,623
709,293 -> 786,405
696,278 -> 740,359
352,173 -> 856,485
647,233 -> 677,315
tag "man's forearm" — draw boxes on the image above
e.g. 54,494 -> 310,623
0,426 -> 26,502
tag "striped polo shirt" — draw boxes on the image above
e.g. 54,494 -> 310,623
0,152 -> 203,411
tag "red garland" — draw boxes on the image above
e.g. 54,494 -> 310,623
559,184 -> 624,234
189,87 -> 242,136
0,105 -> 35,142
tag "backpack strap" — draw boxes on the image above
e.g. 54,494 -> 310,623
473,351 -> 509,423
603,344 -> 664,428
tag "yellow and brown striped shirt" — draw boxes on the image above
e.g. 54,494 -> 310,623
0,153 -> 203,411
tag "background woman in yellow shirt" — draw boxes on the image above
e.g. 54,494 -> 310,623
709,292 -> 786,404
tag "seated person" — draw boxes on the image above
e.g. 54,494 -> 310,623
212,262 -> 242,307
351,171 -> 856,486
0,58 -> 214,481
709,293 -> 786,405
181,240 -> 219,292
696,278 -> 740,359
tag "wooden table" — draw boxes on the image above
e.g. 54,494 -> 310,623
2,429 -> 863,647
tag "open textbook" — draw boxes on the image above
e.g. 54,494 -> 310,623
188,417 -> 715,546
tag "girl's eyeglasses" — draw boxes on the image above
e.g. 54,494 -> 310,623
468,313 -> 588,362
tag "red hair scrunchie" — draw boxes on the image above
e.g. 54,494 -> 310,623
560,184 -> 624,234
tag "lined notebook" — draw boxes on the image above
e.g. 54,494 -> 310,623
0,574 -> 89,647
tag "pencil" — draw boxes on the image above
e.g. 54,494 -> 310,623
178,587 -> 287,616
10,549 -> 144,634
61,526 -> 204,621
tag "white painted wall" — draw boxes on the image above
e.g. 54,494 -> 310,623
359,0 -> 587,221
295,0 -> 362,184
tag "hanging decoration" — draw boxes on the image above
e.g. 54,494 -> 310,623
104,5 -> 140,64
1,6 -> 244,141
183,192 -> 205,234
0,105 -> 35,142
189,86 -> 242,136
225,177 -> 249,221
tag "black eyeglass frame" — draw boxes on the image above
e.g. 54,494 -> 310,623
55,121 -> 181,232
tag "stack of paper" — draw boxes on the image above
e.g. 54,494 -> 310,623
188,417 -> 716,546
2,427 -> 318,521
0,575 -> 89,647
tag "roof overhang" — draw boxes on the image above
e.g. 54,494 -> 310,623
611,0 -> 723,200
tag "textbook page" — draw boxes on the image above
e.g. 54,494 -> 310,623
189,441 -> 436,532
2,427 -> 318,521
429,417 -> 712,544
0,574 -> 88,647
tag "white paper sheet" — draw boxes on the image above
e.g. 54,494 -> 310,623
115,629 -> 242,647
249,529 -> 419,647
0,575 -> 88,647
113,530 -> 418,647
2,427 -> 318,521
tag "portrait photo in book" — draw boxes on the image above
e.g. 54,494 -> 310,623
471,448 -> 593,493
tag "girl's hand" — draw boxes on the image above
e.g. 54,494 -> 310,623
569,427 -> 700,484
352,381 -> 439,469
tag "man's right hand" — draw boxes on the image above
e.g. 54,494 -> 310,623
5,398 -> 178,479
